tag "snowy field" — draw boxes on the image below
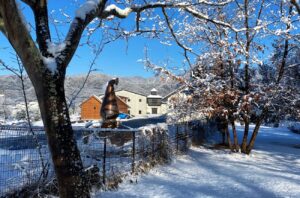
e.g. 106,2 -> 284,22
97,125 -> 300,198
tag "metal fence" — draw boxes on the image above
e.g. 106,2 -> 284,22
0,121 -> 216,197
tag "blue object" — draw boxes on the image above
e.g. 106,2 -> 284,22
118,113 -> 130,119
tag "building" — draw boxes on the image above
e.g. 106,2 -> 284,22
116,89 -> 168,116
146,88 -> 167,115
80,95 -> 129,120
80,88 -> 168,120
115,90 -> 147,116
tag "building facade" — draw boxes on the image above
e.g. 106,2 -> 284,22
115,90 -> 147,116
80,89 -> 168,120
146,88 -> 167,115
80,95 -> 129,120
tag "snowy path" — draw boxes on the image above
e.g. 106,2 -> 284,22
97,125 -> 300,198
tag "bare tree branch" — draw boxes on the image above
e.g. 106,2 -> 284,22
31,0 -> 52,56
161,7 -> 193,68
20,0 -> 36,7
276,5 -> 293,84
0,0 -> 42,81
101,1 -> 233,19
184,6 -> 245,32
291,0 -> 300,15
61,0 -> 108,69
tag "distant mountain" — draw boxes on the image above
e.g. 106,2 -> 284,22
0,73 -> 177,114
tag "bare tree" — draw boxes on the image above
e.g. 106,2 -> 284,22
0,0 -> 206,196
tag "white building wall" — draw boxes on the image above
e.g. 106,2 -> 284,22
146,104 -> 167,115
116,90 -> 147,116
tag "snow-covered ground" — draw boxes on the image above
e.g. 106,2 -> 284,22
97,125 -> 300,198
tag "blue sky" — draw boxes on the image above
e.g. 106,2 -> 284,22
1,1 -> 298,78
0,1 -> 185,78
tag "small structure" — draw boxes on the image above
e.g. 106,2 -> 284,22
101,78 -> 119,128
146,88 -> 166,114
80,95 -> 129,121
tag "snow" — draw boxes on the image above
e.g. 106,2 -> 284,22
41,40 -> 68,73
97,125 -> 300,198
76,0 -> 100,20
147,95 -> 162,98
151,88 -> 158,92
104,4 -> 132,17
42,56 -> 57,74
46,41 -> 66,58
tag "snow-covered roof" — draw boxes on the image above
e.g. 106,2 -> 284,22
115,89 -> 147,97
147,94 -> 162,98
151,88 -> 158,92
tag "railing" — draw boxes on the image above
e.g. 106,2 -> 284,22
0,121 -> 216,197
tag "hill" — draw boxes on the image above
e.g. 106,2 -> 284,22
0,73 -> 176,119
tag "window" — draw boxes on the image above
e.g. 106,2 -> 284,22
93,106 -> 96,110
128,110 -> 130,115
152,108 -> 158,114
139,110 -> 142,114
139,99 -> 142,102
128,98 -> 131,102
147,98 -> 161,106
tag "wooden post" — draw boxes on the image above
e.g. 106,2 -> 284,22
152,128 -> 155,161
131,131 -> 136,173
185,123 -> 188,150
102,131 -> 107,184
176,125 -> 179,152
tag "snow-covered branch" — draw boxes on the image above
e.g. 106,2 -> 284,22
184,7 -> 245,32
31,0 -> 52,57
291,0 -> 300,15
161,7 -> 194,68
198,0 -> 234,6
100,2 -> 190,19
62,0 -> 107,68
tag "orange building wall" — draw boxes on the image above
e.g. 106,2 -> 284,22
81,96 -> 101,120
81,96 -> 128,120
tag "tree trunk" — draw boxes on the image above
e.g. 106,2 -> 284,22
231,120 -> 240,152
246,109 -> 267,154
222,131 -> 225,145
241,117 -> 249,153
224,122 -> 233,151
36,74 -> 90,198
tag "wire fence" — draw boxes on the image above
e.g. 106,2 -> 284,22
0,120 -> 219,197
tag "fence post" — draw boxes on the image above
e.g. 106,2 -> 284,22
102,130 -> 107,185
131,131 -> 136,173
152,128 -> 155,161
176,125 -> 179,153
185,123 -> 188,151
